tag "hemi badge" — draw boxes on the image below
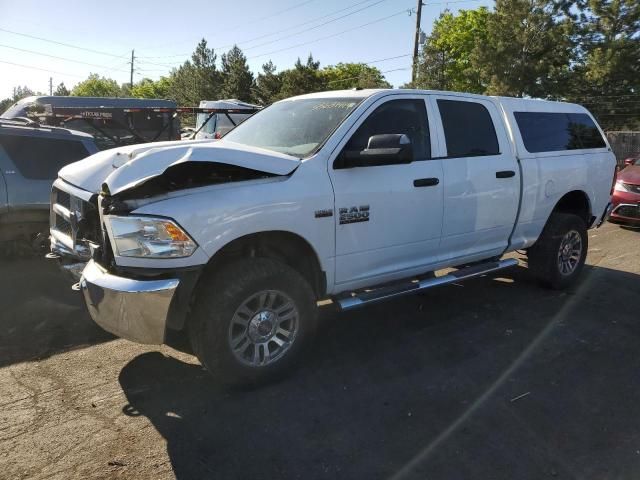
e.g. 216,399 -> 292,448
314,209 -> 333,218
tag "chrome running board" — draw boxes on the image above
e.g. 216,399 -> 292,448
336,258 -> 519,311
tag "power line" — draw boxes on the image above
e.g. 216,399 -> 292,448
248,7 -> 413,60
241,0 -> 391,52
136,4 -> 407,70
217,0 -> 381,51
136,0 -> 386,65
138,0 -> 485,63
0,59 -> 85,78
0,27 -> 125,59
229,0 -> 319,28
326,66 -> 411,85
138,0 -> 320,53
0,43 -> 131,73
363,53 -> 413,64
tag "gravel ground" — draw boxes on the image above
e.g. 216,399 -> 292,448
1,222 -> 639,480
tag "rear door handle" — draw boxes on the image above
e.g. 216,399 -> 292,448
496,170 -> 516,178
413,178 -> 440,187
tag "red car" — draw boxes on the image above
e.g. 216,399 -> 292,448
610,157 -> 640,226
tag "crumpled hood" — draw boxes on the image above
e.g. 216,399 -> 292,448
58,139 -> 301,195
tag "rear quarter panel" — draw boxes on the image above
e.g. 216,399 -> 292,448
497,98 -> 616,249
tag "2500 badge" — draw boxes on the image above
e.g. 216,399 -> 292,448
339,205 -> 370,224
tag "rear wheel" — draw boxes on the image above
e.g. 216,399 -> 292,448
527,213 -> 588,289
189,258 -> 317,386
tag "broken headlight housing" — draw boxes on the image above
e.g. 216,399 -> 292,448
105,216 -> 197,258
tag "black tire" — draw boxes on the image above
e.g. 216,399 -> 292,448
527,213 -> 588,289
188,257 -> 318,386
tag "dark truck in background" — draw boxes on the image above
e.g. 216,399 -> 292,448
1,96 -> 180,150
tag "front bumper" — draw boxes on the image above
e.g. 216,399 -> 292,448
609,204 -> 640,225
80,260 -> 179,344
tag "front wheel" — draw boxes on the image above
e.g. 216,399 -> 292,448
527,213 -> 588,289
189,258 -> 318,386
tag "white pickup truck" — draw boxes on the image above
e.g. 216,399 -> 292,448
50,89 -> 616,385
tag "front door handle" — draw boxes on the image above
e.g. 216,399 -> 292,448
414,178 -> 440,187
496,170 -> 516,178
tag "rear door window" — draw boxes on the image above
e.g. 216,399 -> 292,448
437,99 -> 500,157
0,134 -> 89,180
514,112 -> 606,152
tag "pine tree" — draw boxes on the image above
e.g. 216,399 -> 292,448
220,46 -> 254,102
53,82 -> 70,96
169,38 -> 221,105
252,61 -> 282,105
569,0 -> 640,129
473,0 -> 574,98
279,54 -> 325,99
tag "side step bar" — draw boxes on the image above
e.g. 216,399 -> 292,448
336,258 -> 519,311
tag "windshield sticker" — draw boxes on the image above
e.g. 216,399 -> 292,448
312,102 -> 357,110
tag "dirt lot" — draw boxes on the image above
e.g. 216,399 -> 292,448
1,222 -> 639,480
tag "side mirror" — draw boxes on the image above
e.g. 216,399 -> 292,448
339,134 -> 413,168
623,158 -> 636,168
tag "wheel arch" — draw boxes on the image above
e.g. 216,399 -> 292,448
550,190 -> 593,226
204,230 -> 327,298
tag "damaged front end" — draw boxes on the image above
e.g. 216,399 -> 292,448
102,160 -> 278,206
49,180 -> 102,281
50,140 -> 300,282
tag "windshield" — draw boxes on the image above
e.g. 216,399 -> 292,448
1,101 -> 29,118
196,113 -> 215,134
196,113 -> 253,136
223,97 -> 362,157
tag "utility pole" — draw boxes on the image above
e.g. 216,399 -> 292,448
130,49 -> 135,88
412,0 -> 425,85
49,77 -> 53,96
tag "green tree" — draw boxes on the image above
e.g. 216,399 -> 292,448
321,63 -> 391,89
71,74 -> 122,97
278,54 -> 326,99
168,38 -> 221,105
220,46 -> 254,102
473,0 -> 574,98
13,86 -> 36,99
413,8 -> 490,93
569,0 -> 640,129
54,82 -> 70,96
130,77 -> 172,99
252,61 -> 282,105
0,86 -> 37,114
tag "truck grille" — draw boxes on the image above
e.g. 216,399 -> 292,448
50,185 -> 101,259
55,215 -> 73,237
55,189 -> 71,210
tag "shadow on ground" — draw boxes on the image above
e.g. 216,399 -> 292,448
0,257 -> 113,367
119,264 -> 640,480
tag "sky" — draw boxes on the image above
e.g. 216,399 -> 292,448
0,0 -> 493,101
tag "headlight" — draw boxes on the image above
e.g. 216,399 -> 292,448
105,216 -> 197,258
614,181 -> 631,192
